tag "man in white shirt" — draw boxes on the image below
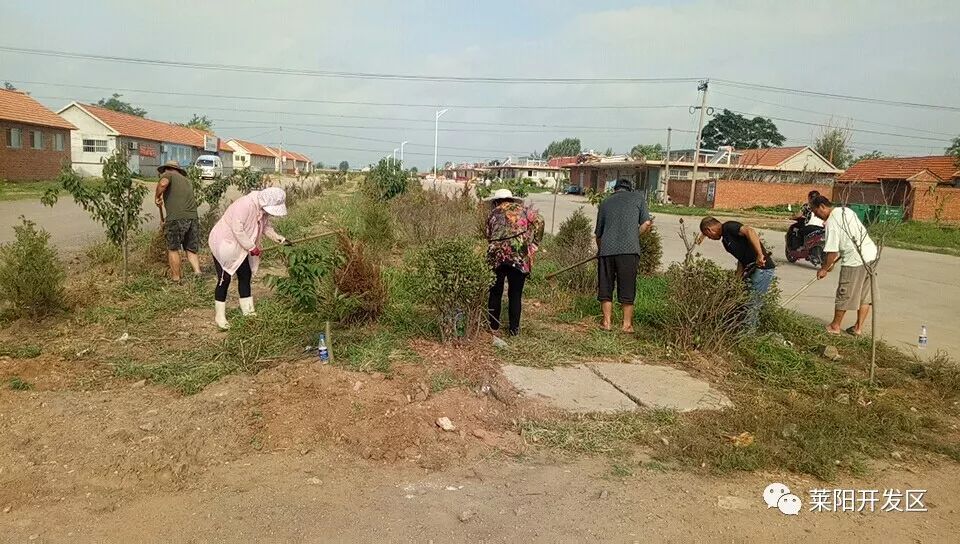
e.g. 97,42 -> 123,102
811,195 -> 879,336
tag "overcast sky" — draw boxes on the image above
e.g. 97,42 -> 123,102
2,0 -> 958,168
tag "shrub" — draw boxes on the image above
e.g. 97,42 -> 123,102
0,218 -> 66,319
341,196 -> 393,250
329,234 -> 387,323
660,258 -> 749,352
363,158 -> 408,201
265,242 -> 337,313
229,167 -> 266,194
638,227 -> 663,275
550,208 -> 596,293
390,187 -> 479,247
410,237 -> 494,341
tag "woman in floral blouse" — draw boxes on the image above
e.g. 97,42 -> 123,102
485,188 -> 545,336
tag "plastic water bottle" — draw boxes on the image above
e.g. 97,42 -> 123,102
918,325 -> 928,350
317,333 -> 330,362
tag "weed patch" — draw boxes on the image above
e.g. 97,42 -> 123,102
8,376 -> 33,391
0,344 -> 42,359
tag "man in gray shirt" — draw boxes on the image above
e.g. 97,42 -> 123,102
594,179 -> 653,332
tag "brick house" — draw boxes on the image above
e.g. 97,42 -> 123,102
0,89 -> 76,181
836,155 -> 960,222
57,102 -> 232,178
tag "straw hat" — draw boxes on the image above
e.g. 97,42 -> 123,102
486,188 -> 523,203
157,160 -> 187,175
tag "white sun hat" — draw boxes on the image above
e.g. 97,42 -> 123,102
258,187 -> 288,216
486,188 -> 523,202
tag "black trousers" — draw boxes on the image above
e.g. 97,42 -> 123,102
214,257 -> 252,302
597,254 -> 640,304
488,264 -> 527,335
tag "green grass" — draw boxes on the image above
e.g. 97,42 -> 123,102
80,273 -> 208,328
0,344 -> 42,359
336,328 -> 416,374
429,369 -> 466,393
111,300 -> 315,394
875,221 -> 960,255
0,178 -> 104,201
8,376 -> 34,390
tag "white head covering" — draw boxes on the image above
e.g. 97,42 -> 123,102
485,188 -> 522,203
257,187 -> 287,216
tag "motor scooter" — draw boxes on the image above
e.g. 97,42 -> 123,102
785,219 -> 826,267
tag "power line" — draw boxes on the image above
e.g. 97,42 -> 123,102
33,93 -> 694,133
728,110 -> 952,143
0,46 -> 701,85
715,79 -> 960,113
282,126 -> 533,156
8,79 -> 690,111
714,90 -> 956,137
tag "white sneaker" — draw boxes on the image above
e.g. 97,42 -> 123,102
239,297 -> 257,317
215,301 -> 230,330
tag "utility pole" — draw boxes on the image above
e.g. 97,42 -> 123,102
434,108 -> 448,179
278,125 -> 283,175
689,80 -> 709,207
400,141 -> 408,164
661,126 -> 672,204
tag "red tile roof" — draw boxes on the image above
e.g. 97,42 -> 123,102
736,146 -> 806,167
838,155 -> 959,183
229,139 -> 277,158
0,89 -> 76,130
547,156 -> 578,168
80,103 -> 229,151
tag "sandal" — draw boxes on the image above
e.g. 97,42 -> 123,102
825,327 -> 841,335
845,326 -> 862,337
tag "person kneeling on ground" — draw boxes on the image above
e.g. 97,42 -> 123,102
810,195 -> 878,336
699,216 -> 776,330
155,160 -> 201,283
207,187 -> 291,330
485,188 -> 544,336
594,178 -> 653,333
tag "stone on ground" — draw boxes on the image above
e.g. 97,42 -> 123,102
588,362 -> 732,412
501,364 -> 638,414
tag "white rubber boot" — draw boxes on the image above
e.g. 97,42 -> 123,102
215,301 -> 231,330
239,297 -> 257,317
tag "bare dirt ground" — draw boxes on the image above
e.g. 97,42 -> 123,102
2,354 -> 959,543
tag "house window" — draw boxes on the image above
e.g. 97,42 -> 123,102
7,127 -> 22,148
83,139 -> 108,153
54,133 -> 64,151
527,170 -> 533,177
31,130 -> 43,149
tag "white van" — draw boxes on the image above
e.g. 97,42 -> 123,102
195,155 -> 223,179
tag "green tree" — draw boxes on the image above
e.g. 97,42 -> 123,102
42,151 -> 148,283
814,127 -> 854,168
947,135 -> 960,165
97,93 -> 147,117
701,109 -> 785,149
541,138 -> 581,159
3,82 -> 16,90
852,150 -> 888,165
630,143 -> 664,159
178,114 -> 213,131
339,160 -> 350,172
603,147 -> 614,156
363,158 -> 408,201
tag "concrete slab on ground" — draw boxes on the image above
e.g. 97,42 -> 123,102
588,362 -> 732,412
501,364 -> 637,414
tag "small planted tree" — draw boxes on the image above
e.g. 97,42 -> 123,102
411,238 -> 493,341
363,158 -> 408,201
42,150 -> 147,283
0,218 -> 66,318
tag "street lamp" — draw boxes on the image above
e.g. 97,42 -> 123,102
434,108 -> 448,177
393,148 -> 399,166
400,141 -> 409,164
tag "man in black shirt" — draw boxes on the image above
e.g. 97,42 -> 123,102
699,216 -> 776,330
594,179 -> 653,332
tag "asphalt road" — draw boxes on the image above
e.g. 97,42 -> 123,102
2,179 -> 957,358
457,180 -> 959,359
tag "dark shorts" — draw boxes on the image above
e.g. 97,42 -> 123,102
597,254 -> 640,304
164,218 -> 200,253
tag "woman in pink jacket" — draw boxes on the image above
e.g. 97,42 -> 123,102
207,187 -> 290,330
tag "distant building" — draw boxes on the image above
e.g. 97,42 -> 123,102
269,148 -> 312,175
485,157 -> 567,187
0,89 -> 76,181
836,155 -> 960,222
227,139 -> 279,172
58,102 -> 232,177
443,162 -> 488,181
